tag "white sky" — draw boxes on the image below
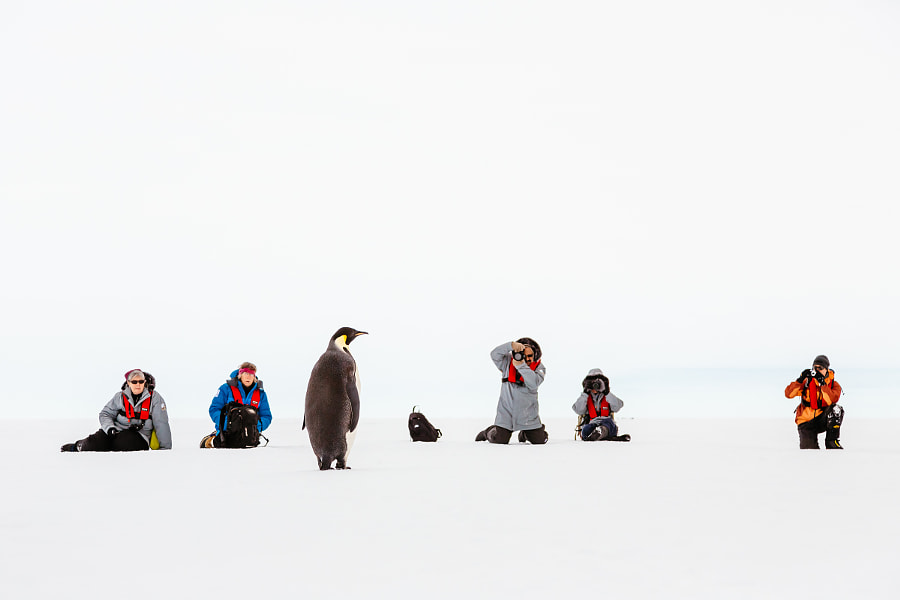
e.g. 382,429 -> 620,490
2,1 -> 898,418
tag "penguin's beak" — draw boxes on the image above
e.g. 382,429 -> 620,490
355,331 -> 368,337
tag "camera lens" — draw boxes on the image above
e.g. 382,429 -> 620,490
513,351 -> 524,361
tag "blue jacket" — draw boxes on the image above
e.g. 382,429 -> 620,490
209,370 -> 273,433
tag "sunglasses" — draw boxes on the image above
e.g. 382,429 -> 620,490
128,380 -> 146,385
813,366 -> 826,372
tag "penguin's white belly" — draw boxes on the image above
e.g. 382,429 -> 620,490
344,428 -> 357,460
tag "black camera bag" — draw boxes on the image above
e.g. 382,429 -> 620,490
408,406 -> 442,442
219,402 -> 261,448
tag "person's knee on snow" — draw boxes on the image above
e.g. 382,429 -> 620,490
522,425 -> 548,444
487,426 -> 512,444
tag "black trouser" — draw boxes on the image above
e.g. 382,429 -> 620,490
485,425 -> 548,445
798,404 -> 844,449
79,429 -> 149,452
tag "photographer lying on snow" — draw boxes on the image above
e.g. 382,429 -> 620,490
475,338 -> 548,444
573,368 -> 631,442
60,369 -> 172,452
200,362 -> 272,448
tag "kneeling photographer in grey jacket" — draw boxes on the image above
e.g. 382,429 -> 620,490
475,338 -> 548,444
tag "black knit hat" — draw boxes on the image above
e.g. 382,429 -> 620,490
813,355 -> 830,369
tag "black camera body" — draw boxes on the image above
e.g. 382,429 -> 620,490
587,380 -> 604,391
513,351 -> 525,361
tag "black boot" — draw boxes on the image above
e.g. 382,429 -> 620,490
60,442 -> 78,452
825,405 -> 844,449
517,430 -> 526,443
475,428 -> 488,442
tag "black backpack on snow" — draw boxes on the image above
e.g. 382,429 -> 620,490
219,402 -> 261,448
408,406 -> 442,442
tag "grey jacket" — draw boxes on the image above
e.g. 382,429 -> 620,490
491,342 -> 546,431
99,389 -> 173,449
572,390 -> 624,417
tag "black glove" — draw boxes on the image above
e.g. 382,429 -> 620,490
107,427 -> 118,437
796,369 -> 812,383
813,372 -> 826,385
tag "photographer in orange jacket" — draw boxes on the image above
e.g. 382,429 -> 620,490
784,355 -> 843,449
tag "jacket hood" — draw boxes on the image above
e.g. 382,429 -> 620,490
226,372 -> 264,391
582,368 -> 610,392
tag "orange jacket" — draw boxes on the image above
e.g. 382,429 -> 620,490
785,370 -> 842,425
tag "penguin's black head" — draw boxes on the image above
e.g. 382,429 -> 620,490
330,327 -> 368,350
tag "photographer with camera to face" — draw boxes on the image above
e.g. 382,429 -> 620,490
475,338 -> 548,444
573,368 -> 630,442
784,354 -> 844,449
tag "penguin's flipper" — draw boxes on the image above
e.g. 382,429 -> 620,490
346,379 -> 360,433
302,415 -> 306,430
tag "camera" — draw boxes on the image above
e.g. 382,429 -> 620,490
587,380 -> 604,391
513,351 -> 525,361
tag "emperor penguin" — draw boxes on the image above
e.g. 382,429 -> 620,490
303,327 -> 367,470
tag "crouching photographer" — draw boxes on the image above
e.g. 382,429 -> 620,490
573,368 -> 630,442
784,354 -> 844,449
201,362 -> 272,448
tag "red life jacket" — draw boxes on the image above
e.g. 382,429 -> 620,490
586,393 -> 610,419
503,359 -> 541,385
804,373 -> 836,411
808,379 -> 820,411
122,392 -> 151,421
230,385 -> 261,409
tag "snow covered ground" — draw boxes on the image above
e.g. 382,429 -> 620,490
3,417 -> 899,599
